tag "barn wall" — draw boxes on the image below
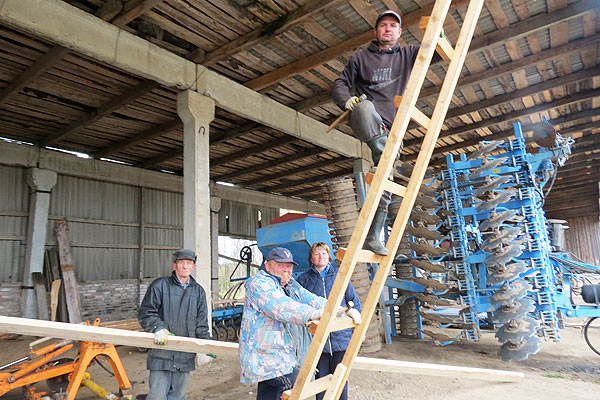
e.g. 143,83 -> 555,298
564,215 -> 600,266
0,162 -> 278,320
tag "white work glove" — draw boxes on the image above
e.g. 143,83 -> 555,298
310,306 -> 347,321
345,96 -> 360,111
196,353 -> 213,366
154,329 -> 170,345
346,308 -> 362,325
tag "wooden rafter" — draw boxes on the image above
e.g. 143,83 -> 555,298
111,0 -> 165,28
211,136 -> 297,167
39,79 -> 160,147
94,119 -> 182,158
213,147 -> 325,181
242,157 -> 345,187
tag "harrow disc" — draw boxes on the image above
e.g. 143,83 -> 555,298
491,280 -> 532,306
498,334 -> 542,362
495,316 -> 540,343
492,298 -> 536,324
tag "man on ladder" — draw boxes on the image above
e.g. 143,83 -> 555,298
333,10 -> 437,256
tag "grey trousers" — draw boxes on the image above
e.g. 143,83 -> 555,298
349,100 -> 401,211
147,370 -> 190,400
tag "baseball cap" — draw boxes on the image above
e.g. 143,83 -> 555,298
173,249 -> 197,262
266,247 -> 298,266
376,10 -> 402,26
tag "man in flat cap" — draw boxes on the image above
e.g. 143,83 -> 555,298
139,249 -> 210,400
239,247 -> 356,400
333,9 -> 427,256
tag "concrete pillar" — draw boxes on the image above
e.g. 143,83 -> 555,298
21,168 -> 58,318
177,90 -> 215,301
210,196 -> 222,295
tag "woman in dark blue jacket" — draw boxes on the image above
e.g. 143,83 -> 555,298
296,242 -> 362,400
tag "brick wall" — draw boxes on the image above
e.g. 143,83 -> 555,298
79,280 -> 143,322
0,284 -> 21,316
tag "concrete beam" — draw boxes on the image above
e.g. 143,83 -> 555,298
0,140 -> 326,214
0,0 -> 197,89
0,0 -> 367,159
196,68 -> 367,160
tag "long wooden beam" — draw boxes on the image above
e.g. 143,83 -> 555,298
0,315 -> 238,358
211,136 -> 297,167
0,316 -> 523,382
242,157 -> 345,187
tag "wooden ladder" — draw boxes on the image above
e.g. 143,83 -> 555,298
283,1 -> 485,399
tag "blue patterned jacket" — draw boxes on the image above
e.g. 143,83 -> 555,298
238,269 -> 327,383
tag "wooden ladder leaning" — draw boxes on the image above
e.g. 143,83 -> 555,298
283,1 -> 485,399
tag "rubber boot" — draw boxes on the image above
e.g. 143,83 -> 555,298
364,209 -> 389,256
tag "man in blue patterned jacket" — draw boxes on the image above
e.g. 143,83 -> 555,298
238,247 -> 334,400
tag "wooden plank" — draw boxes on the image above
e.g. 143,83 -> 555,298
54,220 -> 82,324
32,273 -> 49,321
0,45 -> 69,107
0,315 -> 238,357
112,0 -> 164,28
50,280 -> 61,322
0,316 -> 523,382
351,356 -> 523,382
39,79 -> 160,146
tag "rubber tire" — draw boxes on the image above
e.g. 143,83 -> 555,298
584,317 -> 600,356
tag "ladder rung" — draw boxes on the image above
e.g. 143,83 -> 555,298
410,107 -> 431,130
419,16 -> 455,62
307,315 -> 356,335
365,173 -> 407,197
282,374 -> 333,400
336,247 -> 385,264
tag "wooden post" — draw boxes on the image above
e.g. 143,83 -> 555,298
54,220 -> 82,323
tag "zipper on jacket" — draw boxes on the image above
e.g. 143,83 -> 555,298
321,274 -> 333,355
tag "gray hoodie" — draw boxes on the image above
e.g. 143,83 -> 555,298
333,41 -> 420,130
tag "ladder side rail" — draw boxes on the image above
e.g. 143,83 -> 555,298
286,2 -> 454,397
327,1 -> 485,399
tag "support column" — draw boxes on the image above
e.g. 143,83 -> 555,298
177,90 -> 215,303
21,168 -> 58,318
210,196 -> 221,295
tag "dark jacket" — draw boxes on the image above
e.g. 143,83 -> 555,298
138,272 -> 210,372
296,264 -> 362,353
332,41 -> 420,129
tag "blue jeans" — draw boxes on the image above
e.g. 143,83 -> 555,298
256,369 -> 298,400
316,351 -> 348,400
147,370 -> 190,400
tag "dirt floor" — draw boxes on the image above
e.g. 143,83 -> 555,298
1,320 -> 599,400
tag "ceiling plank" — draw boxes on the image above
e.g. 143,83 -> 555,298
213,147 -> 326,181
94,118 -> 182,158
39,79 -> 160,147
0,45 -> 69,108
211,136 -> 297,167
242,156 -> 344,187
188,0 -> 349,65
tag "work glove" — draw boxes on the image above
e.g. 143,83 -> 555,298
310,306 -> 347,321
154,329 -> 170,345
345,96 -> 361,111
346,308 -> 362,325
